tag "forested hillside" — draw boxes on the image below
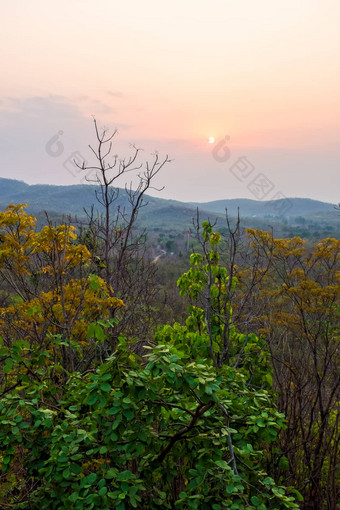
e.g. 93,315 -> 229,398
0,123 -> 339,509
0,178 -> 338,241
0,178 -> 334,218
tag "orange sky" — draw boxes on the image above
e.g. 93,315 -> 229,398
1,0 -> 339,202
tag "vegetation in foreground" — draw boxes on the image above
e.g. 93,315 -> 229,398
0,206 -> 302,509
0,122 -> 338,509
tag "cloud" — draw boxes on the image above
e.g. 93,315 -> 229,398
74,95 -> 115,114
0,95 -> 84,122
0,95 -> 135,188
107,91 -> 124,98
0,96 -> 93,185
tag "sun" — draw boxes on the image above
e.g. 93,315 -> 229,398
208,137 -> 215,143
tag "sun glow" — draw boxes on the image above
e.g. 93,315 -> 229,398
208,137 -> 215,143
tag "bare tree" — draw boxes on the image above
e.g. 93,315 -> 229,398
76,118 -> 171,347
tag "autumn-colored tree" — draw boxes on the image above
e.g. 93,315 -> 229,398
0,204 -> 123,377
246,230 -> 340,510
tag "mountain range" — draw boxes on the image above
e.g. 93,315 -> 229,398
0,178 -> 335,218
0,178 -> 338,240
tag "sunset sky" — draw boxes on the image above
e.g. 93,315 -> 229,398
1,0 -> 339,203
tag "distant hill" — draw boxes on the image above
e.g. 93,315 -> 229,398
0,178 -> 133,217
0,178 -> 338,239
0,178 -> 335,217
190,197 -> 334,218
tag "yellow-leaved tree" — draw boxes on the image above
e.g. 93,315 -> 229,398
245,229 -> 340,509
0,204 -> 124,377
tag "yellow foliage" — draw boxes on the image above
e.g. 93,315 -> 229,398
0,204 -> 37,275
0,204 -> 124,348
0,204 -> 91,277
0,277 -> 123,344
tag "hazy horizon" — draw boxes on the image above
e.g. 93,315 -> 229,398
0,176 -> 336,207
1,0 -> 339,204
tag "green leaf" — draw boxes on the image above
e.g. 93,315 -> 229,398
95,324 -> 106,341
123,409 -> 134,420
57,455 -> 69,463
100,382 -> 111,393
62,467 -> 70,479
117,470 -> 134,481
112,416 -> 121,430
87,473 -> 97,484
68,492 -> 79,503
263,477 -> 273,485
88,393 -> 98,406
4,358 -> 13,373
215,460 -> 230,469
70,463 -> 81,474
88,323 -> 96,338
19,421 -> 30,429
105,468 -> 118,479
88,274 -> 100,290
289,488 -> 304,502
